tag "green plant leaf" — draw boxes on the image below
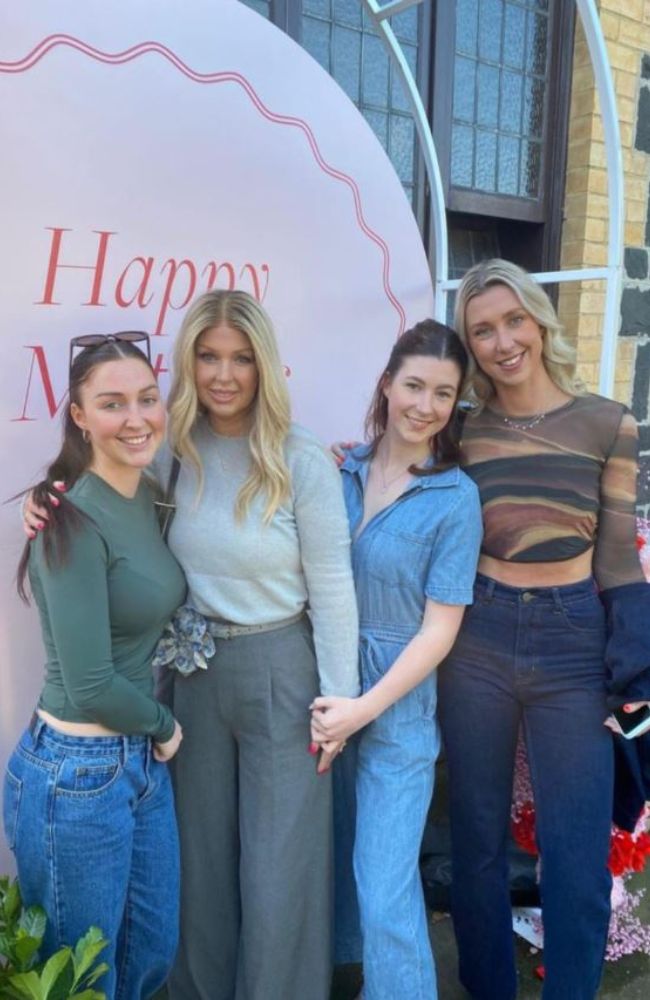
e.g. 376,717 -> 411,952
12,932 -> 41,971
39,948 -> 72,996
69,991 -> 105,1000
0,929 -> 13,958
77,962 -> 109,988
5,969 -> 43,999
17,908 -> 46,944
70,929 -> 107,987
4,883 -> 22,925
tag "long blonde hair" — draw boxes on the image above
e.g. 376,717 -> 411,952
454,259 -> 584,412
167,290 -> 291,521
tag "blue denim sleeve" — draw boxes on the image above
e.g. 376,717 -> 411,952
424,476 -> 483,605
601,581 -> 650,707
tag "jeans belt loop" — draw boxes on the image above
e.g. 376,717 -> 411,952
28,711 -> 45,747
121,734 -> 130,766
551,586 -> 563,610
484,578 -> 496,601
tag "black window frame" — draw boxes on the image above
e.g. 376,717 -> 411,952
430,0 -> 575,266
245,0 -> 575,273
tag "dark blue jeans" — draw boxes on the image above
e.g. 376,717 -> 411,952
438,575 -> 613,1000
3,718 -> 179,1000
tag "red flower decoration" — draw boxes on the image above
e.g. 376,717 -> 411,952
608,829 -> 650,877
636,534 -> 646,552
512,805 -> 650,879
511,801 -> 538,856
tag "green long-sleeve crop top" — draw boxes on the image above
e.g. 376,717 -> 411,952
30,472 -> 186,741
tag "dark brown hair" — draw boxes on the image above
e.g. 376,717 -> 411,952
16,339 -> 155,601
364,319 -> 468,474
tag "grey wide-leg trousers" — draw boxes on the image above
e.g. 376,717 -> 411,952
168,617 -> 332,1000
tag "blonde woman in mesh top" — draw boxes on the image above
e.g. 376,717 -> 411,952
436,259 -> 650,1000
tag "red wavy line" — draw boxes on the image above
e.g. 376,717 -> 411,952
0,33 -> 407,333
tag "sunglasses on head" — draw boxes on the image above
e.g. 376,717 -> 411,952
69,331 -> 151,373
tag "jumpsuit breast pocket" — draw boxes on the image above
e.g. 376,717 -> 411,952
365,526 -> 431,591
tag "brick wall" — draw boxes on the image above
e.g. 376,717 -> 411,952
558,1 -> 650,515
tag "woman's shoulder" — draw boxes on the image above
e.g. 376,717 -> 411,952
285,423 -> 332,463
426,464 -> 480,502
285,424 -> 340,485
573,392 -> 629,419
569,393 -> 635,451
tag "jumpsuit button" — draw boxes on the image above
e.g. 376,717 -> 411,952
521,591 -> 535,603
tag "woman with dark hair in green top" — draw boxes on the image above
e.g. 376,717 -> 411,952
3,334 -> 186,1000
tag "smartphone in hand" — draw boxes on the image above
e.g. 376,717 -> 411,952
613,704 -> 650,740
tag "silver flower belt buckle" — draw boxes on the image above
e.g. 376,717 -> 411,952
152,605 -> 216,677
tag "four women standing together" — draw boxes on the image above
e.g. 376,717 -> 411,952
6,260 -> 650,1000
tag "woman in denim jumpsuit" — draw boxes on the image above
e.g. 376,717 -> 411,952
311,321 -> 482,1000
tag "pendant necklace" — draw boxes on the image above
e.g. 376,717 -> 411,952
378,455 -> 412,494
500,410 -> 547,432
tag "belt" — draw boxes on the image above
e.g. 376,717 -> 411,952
206,610 -> 306,640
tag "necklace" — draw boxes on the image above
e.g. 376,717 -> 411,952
501,411 -> 547,432
378,455 -> 413,494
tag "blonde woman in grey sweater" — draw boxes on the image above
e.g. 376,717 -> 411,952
159,290 -> 359,1000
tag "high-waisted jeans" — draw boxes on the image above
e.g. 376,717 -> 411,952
438,574 -> 613,1000
2,717 -> 179,1000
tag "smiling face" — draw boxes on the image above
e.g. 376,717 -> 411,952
70,357 -> 165,492
194,322 -> 259,436
464,284 -> 545,389
382,355 -> 462,452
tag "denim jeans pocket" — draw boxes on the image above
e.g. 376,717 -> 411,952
55,756 -> 122,797
2,768 -> 23,851
554,595 -> 606,636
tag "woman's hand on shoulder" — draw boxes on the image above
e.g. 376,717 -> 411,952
330,441 -> 358,467
22,480 -> 67,537
153,719 -> 183,762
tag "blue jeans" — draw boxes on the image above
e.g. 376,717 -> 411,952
438,575 -> 613,1000
348,628 -> 440,1000
2,718 -> 179,1000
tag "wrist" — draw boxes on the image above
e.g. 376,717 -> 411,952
359,689 -> 382,725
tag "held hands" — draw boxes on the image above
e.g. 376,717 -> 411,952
153,719 -> 183,762
310,695 -> 370,745
310,738 -> 347,775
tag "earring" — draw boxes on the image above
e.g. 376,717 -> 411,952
82,429 -> 90,444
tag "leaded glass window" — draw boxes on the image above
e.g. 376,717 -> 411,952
301,0 -> 422,207
450,0 -> 549,199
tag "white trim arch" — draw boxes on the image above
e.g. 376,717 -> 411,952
362,0 -> 624,396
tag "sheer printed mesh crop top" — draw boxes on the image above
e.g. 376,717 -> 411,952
460,393 -> 645,591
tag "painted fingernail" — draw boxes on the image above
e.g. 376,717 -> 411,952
308,742 -> 319,755
53,481 -> 67,492
319,767 -> 331,775
28,531 -> 36,540
51,497 -> 60,507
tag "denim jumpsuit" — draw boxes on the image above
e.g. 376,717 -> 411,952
336,447 -> 482,1000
